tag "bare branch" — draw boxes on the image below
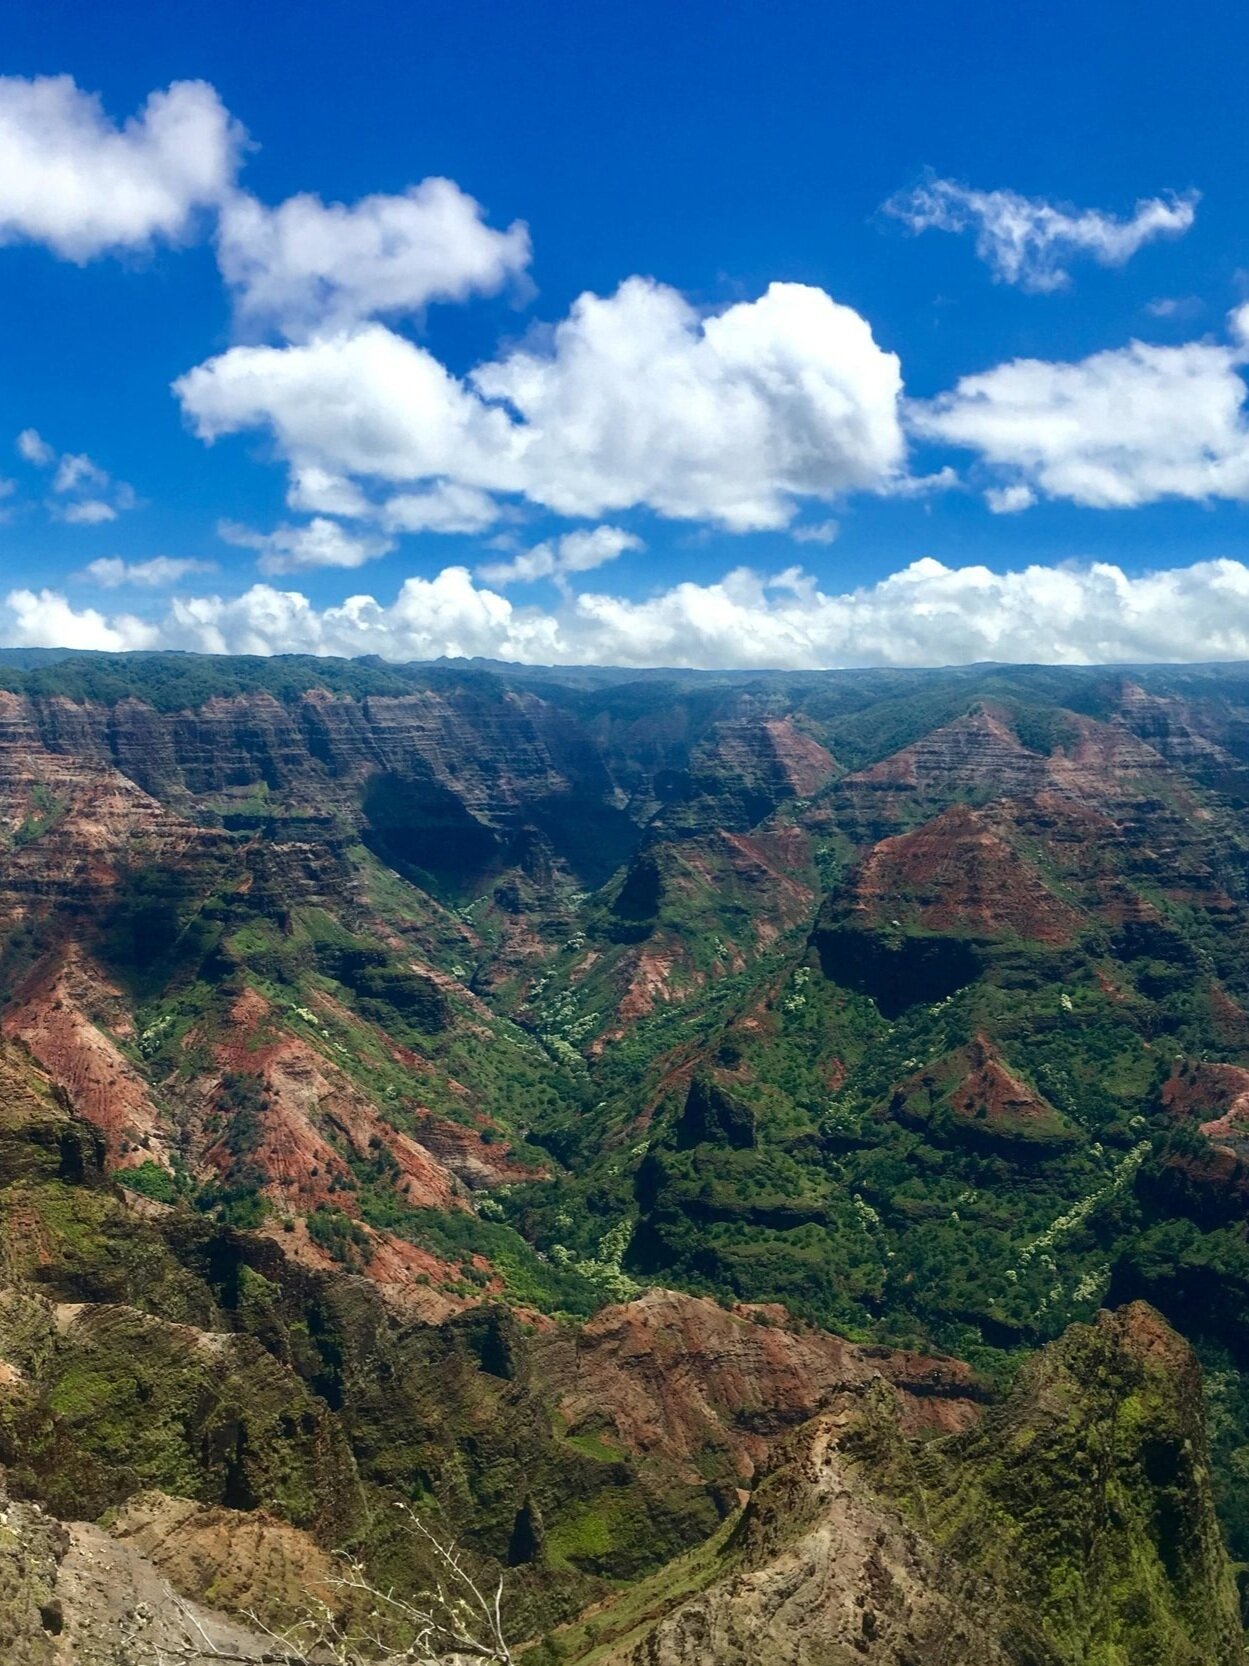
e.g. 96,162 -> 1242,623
239,1509 -> 513,1666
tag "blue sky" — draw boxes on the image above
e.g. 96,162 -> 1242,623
2,0 -> 1249,665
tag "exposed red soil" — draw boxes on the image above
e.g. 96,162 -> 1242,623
1209,984 -> 1249,1047
254,1213 -> 518,1325
1161,1061 -> 1249,1155
718,826 -> 816,931
0,692 -> 232,927
206,988 -> 465,1215
536,1288 -> 983,1486
615,946 -> 692,1027
842,705 -> 1176,829
409,1110 -> 546,1188
759,717 -> 839,797
701,714 -> 837,801
850,804 -> 1084,944
1,951 -> 172,1169
893,1035 -> 1076,1146
847,708 -> 1042,796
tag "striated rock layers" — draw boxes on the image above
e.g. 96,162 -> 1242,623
596,1304 -> 1244,1666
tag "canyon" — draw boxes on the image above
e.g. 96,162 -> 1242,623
1,650 -> 1249,1659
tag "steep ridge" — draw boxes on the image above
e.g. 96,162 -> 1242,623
588,1305 -> 1243,1666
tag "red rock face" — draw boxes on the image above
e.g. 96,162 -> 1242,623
1208,984 -> 1249,1047
836,703 -> 1179,837
205,987 -> 465,1216
536,1288 -> 983,1485
716,826 -> 818,930
591,822 -> 818,1040
253,1212 -> 507,1325
409,1108 -> 546,1189
1,950 -> 170,1170
891,1035 -> 1079,1150
1113,680 -> 1249,776
759,717 -> 839,798
614,946 -> 692,1028
839,707 -> 1047,830
1161,1061 -> 1249,1157
0,691 -> 233,931
695,712 -> 837,804
0,685 -> 593,813
848,803 -> 1084,944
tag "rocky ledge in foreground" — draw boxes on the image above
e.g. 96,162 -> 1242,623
577,1303 -> 1244,1666
3,1301 -> 1238,1665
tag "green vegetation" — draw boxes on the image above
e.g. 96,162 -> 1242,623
306,1205 -> 372,1268
10,783 -> 67,848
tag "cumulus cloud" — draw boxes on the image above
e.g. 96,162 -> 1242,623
81,556 -> 217,588
3,588 -> 157,651
177,323 -> 516,486
476,525 -> 642,586
0,76 -> 242,261
284,467 -> 372,518
984,484 -> 1036,514
10,555 -> 1249,668
218,516 -> 394,575
218,178 -> 531,336
175,279 -> 906,531
472,279 -> 906,526
885,172 -> 1198,292
16,428 -> 54,465
790,519 -> 840,545
18,433 -> 137,525
379,484 -> 501,535
57,499 -> 120,525
912,314 -> 1249,508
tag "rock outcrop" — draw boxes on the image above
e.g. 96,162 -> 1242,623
0,1483 -> 281,1665
590,1304 -> 1245,1666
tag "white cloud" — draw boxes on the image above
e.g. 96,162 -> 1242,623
82,556 -> 217,588
219,515 -> 394,574
56,499 -> 118,525
984,484 -> 1036,514
1145,295 -> 1203,320
12,555 -> 1249,668
16,428 -> 53,465
0,76 -> 242,261
175,279 -> 906,531
885,173 -> 1198,292
218,178 -> 530,336
2,587 -> 157,651
17,429 -> 137,522
879,465 -> 961,498
379,484 -> 501,535
177,323 -> 517,486
285,466 -> 373,518
790,519 -> 839,545
472,279 -> 906,526
53,452 -> 109,494
476,525 -> 641,586
912,316 -> 1249,508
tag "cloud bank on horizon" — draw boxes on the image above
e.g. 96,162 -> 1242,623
0,68 -> 1245,669
10,556 -> 1249,670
